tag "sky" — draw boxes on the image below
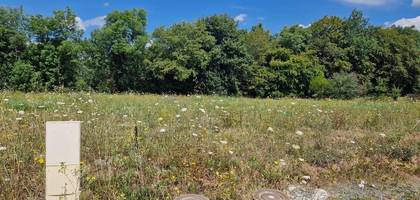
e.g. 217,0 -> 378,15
2,0 -> 420,36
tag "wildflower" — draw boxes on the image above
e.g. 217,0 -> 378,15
302,176 -> 311,180
215,105 -> 220,109
229,150 -> 234,155
158,117 -> 163,121
220,140 -> 228,145
295,130 -> 304,136
159,128 -> 166,133
317,109 -> 323,113
379,133 -> 386,137
267,127 -> 274,132
196,95 -> 201,99
280,159 -> 286,166
18,110 -> 25,115
298,158 -> 305,162
0,146 -> 6,151
123,115 -> 128,118
3,98 -> 9,102
77,110 -> 83,114
57,102 -> 65,105
176,114 -> 181,118
38,105 -> 45,108
34,156 -> 45,165
192,133 -> 198,137
350,140 -> 356,144
208,151 -> 214,155
88,99 -> 94,103
291,102 -> 296,105
199,108 -> 206,113
16,117 -> 23,121
358,180 -> 365,189
292,144 -> 301,150
181,108 -> 187,112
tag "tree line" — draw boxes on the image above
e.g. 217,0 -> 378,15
1,6 -> 419,99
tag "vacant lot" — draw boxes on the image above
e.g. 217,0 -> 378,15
0,92 -> 419,199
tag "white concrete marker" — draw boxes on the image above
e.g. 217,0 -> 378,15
46,121 -> 81,200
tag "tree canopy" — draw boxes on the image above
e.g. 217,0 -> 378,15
0,6 -> 419,98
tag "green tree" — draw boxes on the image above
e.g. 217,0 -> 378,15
90,9 -> 148,92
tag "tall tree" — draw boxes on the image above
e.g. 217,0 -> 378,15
90,9 -> 148,92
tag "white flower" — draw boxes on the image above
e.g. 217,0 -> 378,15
358,180 -> 365,189
18,110 -> 25,115
199,108 -> 206,113
176,114 -> 181,118
77,110 -> 83,114
350,140 -> 356,144
279,159 -> 286,166
88,99 -> 94,103
196,95 -> 201,99
208,151 -> 214,155
137,121 -> 142,124
292,144 -> 301,150
159,128 -> 166,133
16,117 -> 23,121
229,150 -> 234,155
317,109 -> 323,113
192,133 -> 198,137
57,102 -> 65,105
291,102 -> 296,105
302,176 -> 311,180
220,140 -> 228,145
298,158 -> 305,162
0,146 -> 6,151
267,127 -> 274,132
181,108 -> 187,112
3,98 -> 9,102
295,130 -> 304,136
123,115 -> 128,118
215,105 -> 220,109
379,133 -> 386,137
158,117 -> 163,121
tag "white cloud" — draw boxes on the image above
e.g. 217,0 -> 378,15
392,16 -> 420,31
76,16 -> 106,31
340,0 -> 393,6
299,24 -> 312,28
412,0 -> 420,7
104,2 -> 110,7
234,14 -> 247,23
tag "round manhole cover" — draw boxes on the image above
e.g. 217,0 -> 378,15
253,189 -> 289,200
174,194 -> 209,200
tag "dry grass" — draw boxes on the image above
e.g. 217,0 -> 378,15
0,92 -> 419,199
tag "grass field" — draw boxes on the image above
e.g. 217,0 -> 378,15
0,92 -> 419,199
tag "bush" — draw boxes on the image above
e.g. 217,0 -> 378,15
328,72 -> 361,99
10,61 -> 42,91
390,86 -> 401,101
309,76 -> 331,98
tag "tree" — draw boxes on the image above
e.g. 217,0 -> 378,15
147,22 -> 215,93
90,9 -> 148,92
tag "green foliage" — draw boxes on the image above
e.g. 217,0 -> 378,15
329,73 -> 361,99
0,6 -> 419,99
390,86 -> 401,101
309,76 -> 331,98
9,61 -> 41,91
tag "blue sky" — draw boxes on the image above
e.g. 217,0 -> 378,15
2,0 -> 420,36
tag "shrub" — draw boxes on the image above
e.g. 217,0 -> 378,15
10,61 -> 42,91
309,76 -> 331,98
328,72 -> 361,99
390,86 -> 401,101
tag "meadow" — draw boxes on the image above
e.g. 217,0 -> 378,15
0,92 -> 419,199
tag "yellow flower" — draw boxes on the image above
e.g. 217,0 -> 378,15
34,157 -> 45,165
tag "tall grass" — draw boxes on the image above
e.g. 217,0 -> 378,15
0,92 -> 419,199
